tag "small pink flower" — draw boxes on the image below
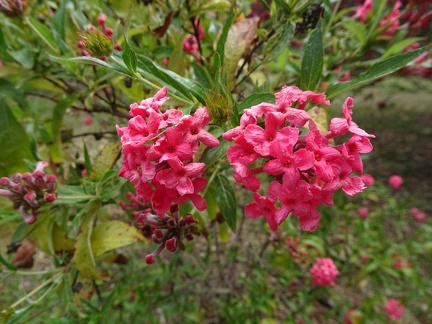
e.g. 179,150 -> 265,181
384,299 -> 404,321
389,175 -> 403,189
97,15 -> 106,26
360,174 -> 375,187
360,255 -> 370,262
84,116 -> 92,126
356,207 -> 369,219
310,258 -> 339,286
409,207 -> 426,224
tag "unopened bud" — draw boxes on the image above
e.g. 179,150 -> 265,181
0,0 -> 28,17
44,192 -> 56,203
0,177 -> 11,187
114,44 -> 122,51
32,170 -> 45,179
184,215 -> 198,225
97,15 -> 106,26
165,237 -> 177,252
178,218 -> 186,228
79,29 -> 113,57
19,205 -> 36,224
167,218 -> 176,228
24,192 -> 38,208
185,232 -> 194,241
104,27 -> 113,37
35,161 -> 49,172
145,254 -> 155,265
11,173 -> 22,183
0,189 -> 14,198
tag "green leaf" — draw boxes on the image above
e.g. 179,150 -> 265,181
25,17 -> 58,53
191,62 -> 213,89
0,101 -> 34,176
236,92 -> 275,115
90,143 -> 121,181
0,79 -> 29,112
200,139 -> 231,168
7,44 -> 34,69
262,22 -> 294,63
136,55 -> 206,104
73,201 -> 104,280
190,0 -> 231,17
122,42 -> 138,75
298,20 -> 323,91
51,55 -> 130,75
381,37 -> 424,59
54,185 -> 96,205
50,94 -> 80,163
213,10 -> 235,71
51,0 -> 69,54
122,6 -> 137,74
214,174 -> 237,232
326,45 -> 432,99
342,19 -> 366,46
90,220 -> 145,257
83,142 -> 93,175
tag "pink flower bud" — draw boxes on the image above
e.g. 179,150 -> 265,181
167,218 -> 176,228
185,233 -> 194,241
97,15 -> 106,26
32,170 -> 45,179
389,175 -> 403,189
11,173 -> 22,183
24,192 -> 38,208
35,161 -> 49,172
0,189 -> 14,198
44,193 -> 56,203
104,27 -> 113,37
145,254 -> 155,265
77,39 -> 85,49
19,206 -> 36,224
165,237 -> 177,252
84,116 -> 92,126
0,177 -> 11,187
356,207 -> 369,219
114,44 -> 122,51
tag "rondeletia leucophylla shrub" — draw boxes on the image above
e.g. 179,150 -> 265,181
117,85 -> 374,264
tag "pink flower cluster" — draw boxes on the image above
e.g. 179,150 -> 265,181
309,257 -> 339,286
409,207 -> 426,224
223,86 -> 374,231
384,299 -> 404,321
117,87 -> 219,216
0,162 -> 57,224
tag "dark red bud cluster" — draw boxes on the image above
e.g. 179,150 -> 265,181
0,162 -> 57,224
136,204 -> 200,264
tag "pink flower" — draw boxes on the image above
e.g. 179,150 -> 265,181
310,258 -> 339,286
379,1 -> 402,36
354,0 -> 373,22
84,116 -> 92,126
384,299 -> 404,321
356,207 -> 369,219
409,207 -> 426,224
389,175 -> 403,189
360,174 -> 375,187
245,193 -> 278,231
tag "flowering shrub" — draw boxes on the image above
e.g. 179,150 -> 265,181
0,0 -> 431,322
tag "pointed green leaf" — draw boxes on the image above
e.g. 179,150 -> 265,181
298,20 -> 323,91
91,220 -> 145,257
90,143 -> 121,181
54,185 -> 96,205
214,174 -> 237,232
122,42 -> 137,74
0,101 -> 33,176
25,16 -> 58,53
326,45 -> 432,99
74,201 -> 104,280
200,139 -> 230,168
236,92 -> 275,115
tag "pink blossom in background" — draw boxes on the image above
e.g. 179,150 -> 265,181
409,207 -> 426,224
356,207 -> 369,219
379,1 -> 402,35
84,116 -> 92,126
354,0 -> 373,22
384,299 -> 404,321
310,258 -> 339,286
360,174 -> 375,187
389,175 -> 403,189
393,257 -> 411,270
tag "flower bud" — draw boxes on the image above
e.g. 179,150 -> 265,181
165,237 -> 177,252
104,27 -> 113,37
184,232 -> 194,241
19,206 -> 36,224
145,254 -> 155,265
0,0 -> 28,17
79,29 -> 113,57
44,193 -> 56,203
97,15 -> 106,27
167,218 -> 176,228
24,192 -> 38,208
